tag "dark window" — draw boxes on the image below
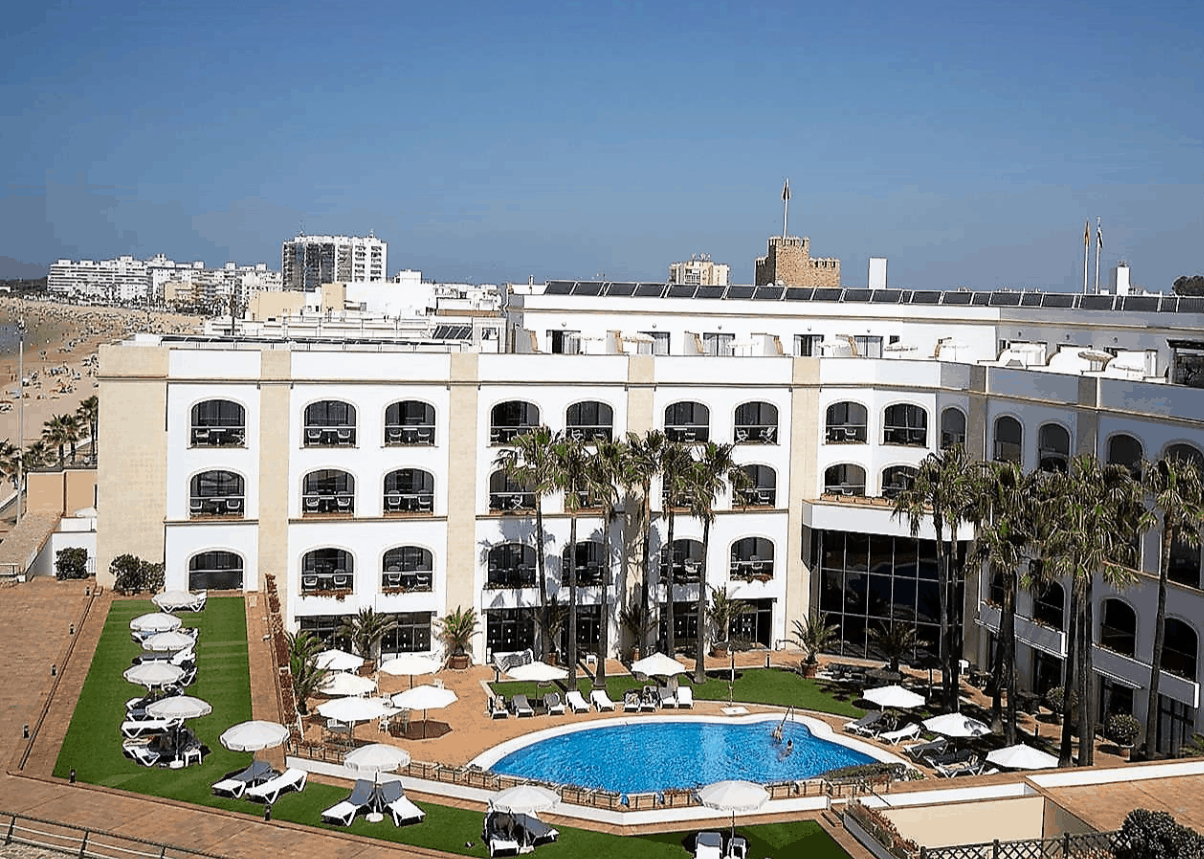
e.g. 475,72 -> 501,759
940,408 -> 966,450
490,401 -> 540,445
190,400 -> 245,446
1166,443 -> 1204,471
489,470 -> 535,512
730,537 -> 774,580
1033,582 -> 1064,630
298,615 -> 346,650
380,613 -> 432,654
1162,618 -> 1198,679
384,401 -> 435,446
880,465 -> 918,499
883,404 -> 928,447
994,416 -> 1023,464
826,402 -> 868,443
824,464 -> 866,496
486,544 -> 537,588
383,469 -> 435,514
381,547 -> 433,591
660,539 -> 705,584
565,401 -> 614,442
794,334 -> 822,357
301,549 -> 354,592
188,551 -> 243,591
1100,599 -> 1136,656
1107,434 -> 1144,478
302,469 -> 355,516
304,400 -> 356,447
189,470 -> 244,517
562,541 -> 606,586
734,401 -> 778,444
989,571 -> 1005,606
1038,424 -> 1071,473
1169,535 -> 1202,589
487,608 -> 536,652
664,401 -> 710,443
736,464 -> 776,506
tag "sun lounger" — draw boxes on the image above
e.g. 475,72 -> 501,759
126,742 -> 161,767
515,812 -> 559,846
621,689 -> 642,712
640,686 -> 659,711
212,760 -> 276,797
926,748 -> 973,769
511,694 -> 535,717
378,779 -> 426,826
843,710 -> 886,736
726,835 -> 749,859
487,695 -> 509,719
245,767 -> 307,803
676,686 -> 694,708
321,778 -> 377,825
483,811 -> 522,857
565,690 -> 590,713
590,689 -> 616,711
121,718 -> 176,738
543,692 -> 565,715
695,830 -> 724,859
902,737 -> 948,762
880,723 -> 922,745
936,753 -> 982,778
659,686 -> 677,708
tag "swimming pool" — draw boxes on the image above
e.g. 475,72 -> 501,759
480,716 -> 876,796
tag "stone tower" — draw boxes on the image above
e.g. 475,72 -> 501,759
754,235 -> 841,287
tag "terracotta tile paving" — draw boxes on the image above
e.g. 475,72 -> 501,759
1041,774 -> 1204,833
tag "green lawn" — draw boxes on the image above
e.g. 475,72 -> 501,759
491,665 -> 866,718
58,600 -> 850,859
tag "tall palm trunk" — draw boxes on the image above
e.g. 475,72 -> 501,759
595,502 -> 615,689
693,516 -> 711,683
1060,575 -> 1082,766
1145,524 -> 1174,759
566,514 -> 579,687
996,567 -> 1018,743
535,503 -> 549,660
933,520 -> 954,711
1079,579 -> 1095,766
664,506 -> 677,656
640,479 -> 654,655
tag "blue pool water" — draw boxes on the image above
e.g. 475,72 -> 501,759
488,719 -> 873,795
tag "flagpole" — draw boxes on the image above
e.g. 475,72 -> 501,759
1082,221 -> 1089,294
782,180 -> 790,239
1094,218 -> 1102,295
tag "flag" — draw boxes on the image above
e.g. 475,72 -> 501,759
1097,224 -> 1103,251
782,180 -> 791,202
1083,221 -> 1090,247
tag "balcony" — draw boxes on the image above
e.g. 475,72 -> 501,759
489,492 -> 536,513
490,425 -> 534,445
566,425 -> 613,443
381,570 -> 433,592
383,493 -> 434,515
301,572 -> 353,594
485,566 -> 537,589
302,494 -> 355,517
661,560 -> 702,585
978,605 -> 1065,656
1092,644 -> 1200,708
304,426 -> 356,447
730,558 -> 773,581
191,426 -> 245,447
735,424 -> 777,444
189,496 -> 244,518
826,425 -> 867,444
736,488 -> 775,507
665,425 -> 709,444
883,426 -> 927,447
384,424 -> 435,446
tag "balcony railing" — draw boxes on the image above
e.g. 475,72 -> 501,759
940,431 -> 965,448
567,425 -> 613,443
665,425 -> 709,443
191,426 -> 245,447
489,492 -> 535,512
485,567 -> 537,589
302,494 -> 355,516
730,559 -> 773,580
384,424 -> 435,446
381,570 -> 433,591
304,426 -> 356,447
189,495 -> 244,517
736,488 -> 775,507
824,483 -> 866,496
994,440 -> 1022,463
661,560 -> 702,584
735,424 -> 778,444
883,426 -> 927,446
490,425 -> 535,445
826,425 -> 867,443
383,492 -> 434,514
301,571 -> 353,593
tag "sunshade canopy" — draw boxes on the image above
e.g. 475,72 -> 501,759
146,695 -> 212,720
696,780 -> 770,812
862,684 -> 925,709
130,612 -> 181,633
922,713 -> 992,738
123,662 -> 184,689
318,672 -> 378,697
315,649 -> 364,672
315,696 -> 395,723
490,784 -> 559,814
141,630 -> 196,652
220,720 -> 290,752
985,744 -> 1059,770
391,685 -> 458,711
507,661 -> 569,683
378,654 -> 440,677
630,652 -> 688,678
344,742 -> 412,774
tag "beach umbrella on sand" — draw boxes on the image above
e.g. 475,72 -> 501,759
490,784 -> 559,814
220,721 -> 289,753
862,684 -> 925,710
986,744 -> 1059,770
923,713 -> 992,738
130,613 -> 181,633
391,685 -> 457,738
315,649 -> 364,673
123,662 -> 184,689
378,654 -> 440,688
697,780 -> 769,842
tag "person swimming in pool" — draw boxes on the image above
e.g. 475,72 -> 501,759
777,738 -> 794,760
771,724 -> 783,744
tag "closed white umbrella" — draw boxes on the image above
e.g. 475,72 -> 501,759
378,654 -> 440,688
318,671 -> 378,697
923,713 -> 992,738
986,744 -> 1059,770
146,695 -> 212,721
142,630 -> 196,652
220,721 -> 290,752
153,590 -> 203,612
862,684 -> 925,710
315,649 -> 364,673
124,662 -> 184,689
507,661 -> 569,683
697,780 -> 769,841
490,784 -> 559,814
130,612 -> 181,633
391,685 -> 458,738
631,652 -> 688,678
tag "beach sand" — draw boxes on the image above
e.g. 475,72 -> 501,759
0,297 -> 205,449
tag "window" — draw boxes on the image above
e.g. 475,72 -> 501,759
854,335 -> 883,358
383,469 -> 434,514
660,539 -> 705,584
734,401 -> 778,444
664,401 -> 710,443
565,401 -> 614,443
304,400 -> 356,447
1107,434 -> 1143,478
380,613 -> 433,654
301,549 -> 354,593
562,541 -> 605,586
188,551 -> 243,591
1162,618 -> 1198,679
1033,581 -> 1064,630
640,331 -> 670,355
826,402 -> 868,443
735,464 -> 776,506
298,615 -> 347,650
189,470 -> 244,517
994,416 -> 1023,464
547,329 -> 581,354
1169,535 -> 1201,589
381,547 -> 433,591
490,401 -> 539,445
486,544 -> 537,588
730,537 -> 774,580
702,332 -> 734,356
190,400 -> 245,446
302,469 -> 355,516
794,334 -> 823,357
940,408 -> 966,450
1166,443 -> 1204,471
880,465 -> 918,499
487,608 -> 536,652
384,401 -> 435,446
489,471 -> 535,512
1100,599 -> 1136,656
1038,424 -> 1071,473
883,404 -> 928,446
825,464 -> 866,496
988,570 -> 1005,606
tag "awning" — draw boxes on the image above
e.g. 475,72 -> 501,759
1093,665 -> 1143,689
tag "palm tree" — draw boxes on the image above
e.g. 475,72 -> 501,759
870,621 -> 919,673
658,441 -> 694,659
435,606 -> 480,668
708,586 -> 754,655
76,395 -> 98,458
42,414 -> 78,467
687,442 -> 750,683
625,430 -> 668,655
791,613 -> 839,674
23,440 -> 51,470
587,438 -> 627,689
891,444 -> 982,711
495,425 -> 557,658
549,432 -> 593,686
285,630 -> 329,715
337,607 -> 396,667
1141,456 -> 1204,759
0,442 -> 19,490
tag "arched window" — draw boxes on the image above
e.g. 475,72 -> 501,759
994,416 -> 1023,464
189,470 -> 244,517
490,401 -> 539,444
736,464 -> 776,506
489,470 -> 534,512
1166,443 -> 1204,471
1162,618 -> 1198,679
301,548 -> 353,593
940,408 -> 966,450
383,469 -> 434,514
660,538 -> 705,584
1033,581 -> 1064,630
486,543 -> 537,588
565,401 -> 614,442
563,541 -> 605,586
304,400 -> 356,447
191,400 -> 245,446
384,401 -> 435,446
1038,424 -> 1071,473
302,469 -> 354,516
824,464 -> 866,496
382,546 -> 433,591
880,465 -> 918,499
1100,599 -> 1136,656
734,402 -> 779,444
730,537 -> 774,580
665,401 -> 710,443
188,551 -> 243,591
883,404 -> 928,447
826,402 -> 868,443
1108,434 -> 1144,478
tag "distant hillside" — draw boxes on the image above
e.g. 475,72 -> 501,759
0,257 -> 47,279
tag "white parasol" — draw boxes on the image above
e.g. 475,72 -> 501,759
315,696 -> 396,744
220,720 -> 290,752
490,784 -> 560,814
315,649 -> 364,673
123,662 -> 184,689
985,744 -> 1059,770
507,661 -> 569,683
378,653 -> 441,688
631,652 -> 688,678
318,671 -> 378,697
391,685 -> 458,738
344,742 -> 412,778
923,713 -> 992,738
696,780 -> 769,841
862,684 -> 925,710
146,695 -> 212,721
130,612 -> 182,633
142,630 -> 196,652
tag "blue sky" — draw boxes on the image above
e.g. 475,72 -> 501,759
2,0 -> 1201,290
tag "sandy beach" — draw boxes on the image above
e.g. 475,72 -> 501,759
0,297 -> 205,449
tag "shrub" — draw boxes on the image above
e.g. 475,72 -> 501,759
821,761 -> 908,783
109,554 -> 165,593
55,547 -> 89,580
1107,713 -> 1141,747
1045,685 -> 1078,713
1114,809 -> 1204,859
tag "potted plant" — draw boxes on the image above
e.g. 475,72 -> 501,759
1045,686 -> 1080,726
791,612 -> 838,678
540,596 -> 568,665
620,603 -> 653,662
708,586 -> 753,658
1107,712 -> 1140,758
436,606 -> 479,670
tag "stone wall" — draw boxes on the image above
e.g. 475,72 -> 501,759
754,235 -> 841,287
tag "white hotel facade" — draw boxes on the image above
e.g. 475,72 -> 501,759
97,280 -> 1204,753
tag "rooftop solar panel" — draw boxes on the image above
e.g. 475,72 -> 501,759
971,292 -> 992,305
634,283 -> 664,297
726,286 -> 755,299
942,292 -> 973,305
752,286 -> 783,300
1121,296 -> 1159,312
696,286 -> 726,299
909,291 -> 942,304
571,281 -> 603,296
544,281 -> 573,295
667,285 -> 697,298
843,289 -> 872,302
989,292 -> 1022,306
605,282 -> 635,296
812,288 -> 842,301
1177,297 -> 1204,314
1020,293 -> 1043,306
1155,296 -> 1178,312
870,290 -> 903,304
1080,295 -> 1116,311
1041,293 -> 1074,308
783,288 -> 814,301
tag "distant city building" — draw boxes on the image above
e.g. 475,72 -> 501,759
753,235 -> 841,288
668,254 -> 730,287
281,234 -> 387,291
48,255 -> 280,304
